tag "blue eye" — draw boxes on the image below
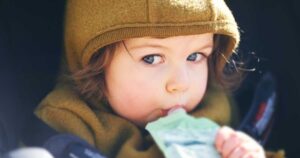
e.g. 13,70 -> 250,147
142,55 -> 163,65
187,52 -> 204,62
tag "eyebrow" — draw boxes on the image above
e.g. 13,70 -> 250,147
128,43 -> 213,51
198,44 -> 214,50
127,43 -> 165,50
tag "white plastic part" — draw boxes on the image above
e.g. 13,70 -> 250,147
4,147 -> 54,158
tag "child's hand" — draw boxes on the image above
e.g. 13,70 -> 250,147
215,126 -> 265,158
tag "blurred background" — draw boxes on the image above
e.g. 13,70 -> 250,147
0,0 -> 63,154
0,0 -> 299,157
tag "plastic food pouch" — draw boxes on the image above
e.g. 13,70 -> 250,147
145,108 -> 221,158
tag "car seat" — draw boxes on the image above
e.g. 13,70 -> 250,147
0,0 -> 64,154
228,0 -> 300,156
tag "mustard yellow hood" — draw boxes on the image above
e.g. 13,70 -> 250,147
64,0 -> 240,73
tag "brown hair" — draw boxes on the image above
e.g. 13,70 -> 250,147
209,35 -> 243,90
73,35 -> 243,102
72,44 -> 117,101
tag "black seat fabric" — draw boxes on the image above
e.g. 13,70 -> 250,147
0,0 -> 64,152
228,0 -> 300,156
1,0 -> 21,153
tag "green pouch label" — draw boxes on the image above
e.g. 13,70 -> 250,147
146,109 -> 221,158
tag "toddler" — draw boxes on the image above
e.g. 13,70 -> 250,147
36,0 -> 266,157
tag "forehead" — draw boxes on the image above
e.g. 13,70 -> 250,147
123,33 -> 214,48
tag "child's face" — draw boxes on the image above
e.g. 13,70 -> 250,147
105,33 -> 213,126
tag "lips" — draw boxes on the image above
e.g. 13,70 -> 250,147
146,105 -> 187,123
146,109 -> 164,123
161,105 -> 185,116
161,109 -> 169,117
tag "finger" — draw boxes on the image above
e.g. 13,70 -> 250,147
215,126 -> 234,152
234,131 -> 265,154
234,131 -> 257,143
229,147 -> 244,158
243,152 -> 258,158
222,132 -> 245,158
229,142 -> 263,158
242,151 -> 265,158
242,144 -> 265,158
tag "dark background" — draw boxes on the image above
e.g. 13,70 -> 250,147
1,0 -> 299,157
0,0 -> 64,153
228,0 -> 300,156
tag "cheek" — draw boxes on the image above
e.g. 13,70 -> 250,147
194,75 -> 208,100
194,67 -> 208,92
105,67 -> 159,123
188,65 -> 208,109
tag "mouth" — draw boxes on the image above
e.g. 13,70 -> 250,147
146,105 -> 187,123
161,105 -> 186,116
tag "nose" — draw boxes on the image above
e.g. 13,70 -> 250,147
165,66 -> 189,93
